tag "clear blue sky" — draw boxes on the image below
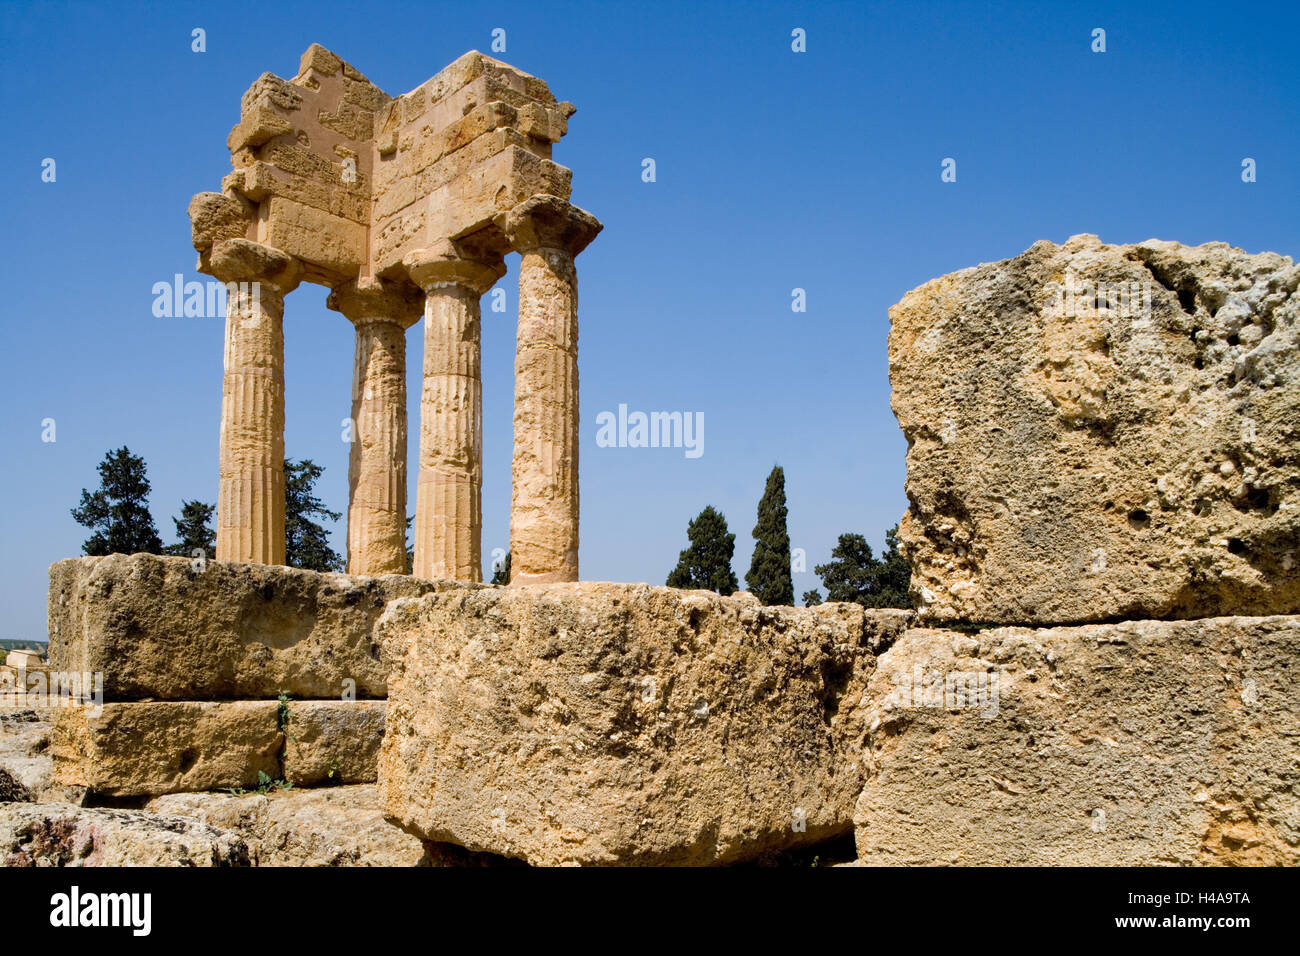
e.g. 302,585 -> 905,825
1,0 -> 1296,640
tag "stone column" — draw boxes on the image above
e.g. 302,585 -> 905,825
208,239 -> 301,565
404,242 -> 505,582
327,278 -> 423,576
497,196 -> 602,585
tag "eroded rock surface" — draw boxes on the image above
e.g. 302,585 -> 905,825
890,235 -> 1300,623
0,710 -> 51,803
47,554 -> 462,700
145,785 -> 493,866
0,803 -> 252,866
852,615 -> 1300,865
51,700 -> 386,797
378,582 -> 909,865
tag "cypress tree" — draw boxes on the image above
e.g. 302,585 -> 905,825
667,506 -> 739,595
745,465 -> 794,605
71,447 -> 164,556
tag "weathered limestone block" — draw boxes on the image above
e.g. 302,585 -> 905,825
851,616 -> 1300,865
890,235 -> 1300,623
1,803 -> 252,866
145,791 -> 268,836
0,709 -> 54,803
47,692 -> 389,797
187,191 -> 253,248
417,146 -> 573,258
378,583 -> 910,866
258,197 -> 366,276
219,786 -> 426,866
227,102 -> 295,152
283,700 -> 386,786
51,699 -> 386,797
51,702 -> 283,797
146,785 -> 497,866
48,554 -> 460,700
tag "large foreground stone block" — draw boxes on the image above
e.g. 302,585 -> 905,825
852,616 -> 1300,865
47,554 -> 461,700
378,583 -> 910,866
890,235 -> 1300,624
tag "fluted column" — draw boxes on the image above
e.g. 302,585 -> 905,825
209,239 -> 300,565
327,278 -> 422,576
497,196 -> 602,585
404,242 -> 505,581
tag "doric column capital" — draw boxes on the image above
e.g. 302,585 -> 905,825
327,276 -> 423,329
204,238 -> 302,295
496,195 -> 602,258
403,240 -> 505,295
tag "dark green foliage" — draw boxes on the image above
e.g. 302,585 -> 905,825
284,459 -> 343,572
71,447 -> 163,556
801,589 -> 823,606
812,524 -> 912,609
745,466 -> 793,605
164,500 -> 215,557
405,514 -> 413,574
667,506 -> 739,595
0,639 -> 47,654
490,550 -> 511,585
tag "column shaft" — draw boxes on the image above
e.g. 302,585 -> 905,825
510,249 -> 580,583
347,319 -> 408,574
414,285 -> 483,581
217,281 -> 286,564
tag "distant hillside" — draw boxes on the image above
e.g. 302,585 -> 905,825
0,638 -> 47,653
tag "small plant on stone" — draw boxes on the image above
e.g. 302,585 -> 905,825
276,690 -> 292,735
253,770 -> 293,795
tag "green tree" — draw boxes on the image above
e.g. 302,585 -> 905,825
745,465 -> 794,605
801,589 -> 823,606
875,524 -> 912,608
164,500 -> 215,558
284,458 -> 343,572
667,506 -> 739,595
71,447 -> 163,556
490,550 -> 511,585
813,524 -> 912,609
404,514 -> 413,574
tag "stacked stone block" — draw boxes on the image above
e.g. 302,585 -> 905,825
44,555 -> 465,797
850,236 -> 1300,865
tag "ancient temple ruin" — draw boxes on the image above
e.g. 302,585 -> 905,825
188,45 -> 601,584
7,44 -> 1296,870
